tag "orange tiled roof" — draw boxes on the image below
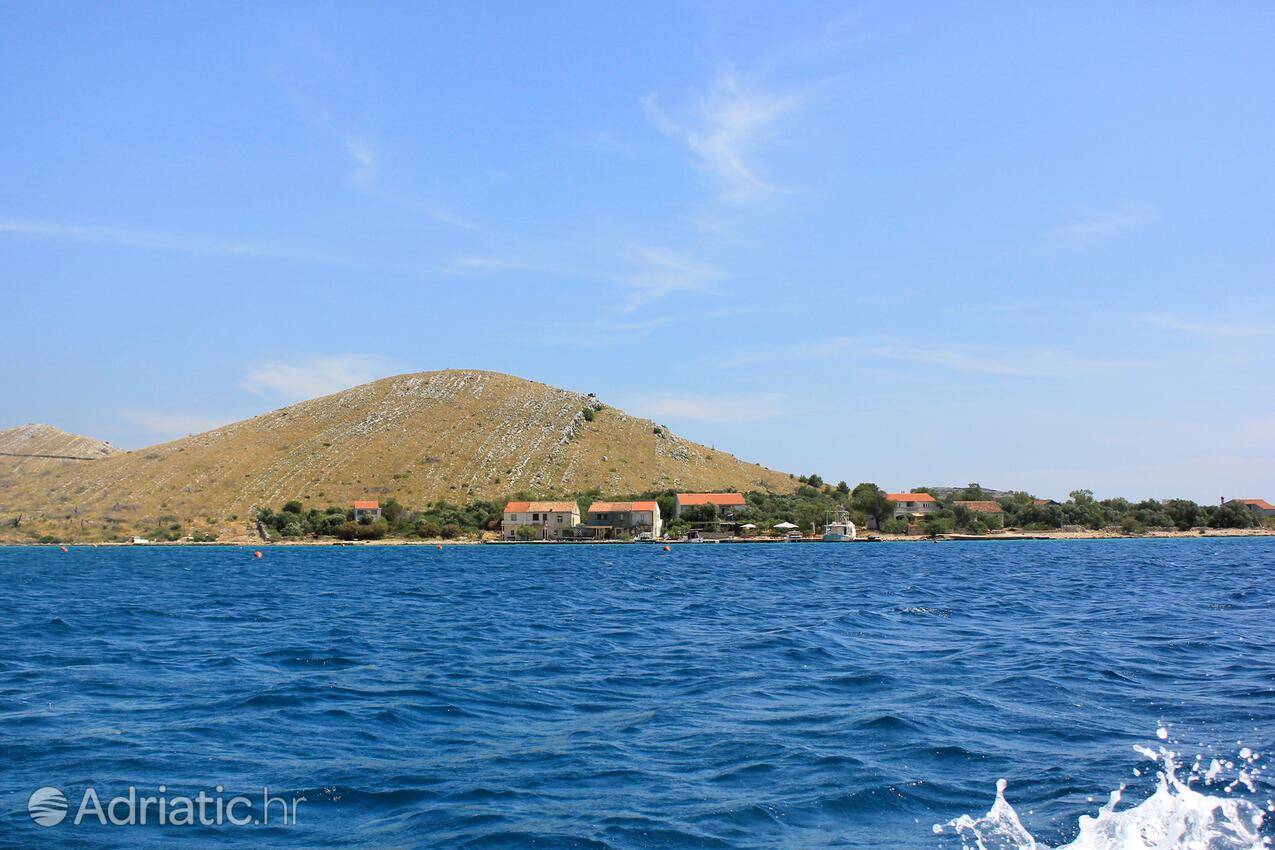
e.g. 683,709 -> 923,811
954,500 -> 1004,513
675,493 -> 745,507
588,501 -> 660,513
504,501 -> 578,513
1238,499 -> 1274,510
353,500 -> 380,510
885,493 -> 936,503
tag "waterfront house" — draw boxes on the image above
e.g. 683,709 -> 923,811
502,501 -> 581,539
1229,498 -> 1275,518
885,492 -> 940,519
673,492 -> 746,518
954,500 -> 1006,524
353,500 -> 381,521
585,501 -> 663,538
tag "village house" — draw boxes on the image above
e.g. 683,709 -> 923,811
1229,498 -> 1275,518
353,500 -> 381,521
885,492 -> 940,519
501,500 -> 581,539
954,500 -> 1006,525
673,492 -> 746,518
585,501 -> 663,539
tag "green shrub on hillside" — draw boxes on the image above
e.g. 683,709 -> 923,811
337,520 -> 387,540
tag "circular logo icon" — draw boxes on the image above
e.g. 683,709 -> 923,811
28,787 -> 67,827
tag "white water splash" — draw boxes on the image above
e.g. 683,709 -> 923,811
936,738 -> 1270,850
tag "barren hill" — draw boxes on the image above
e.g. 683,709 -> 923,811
0,423 -> 121,469
0,370 -> 795,542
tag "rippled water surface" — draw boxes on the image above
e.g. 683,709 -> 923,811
1,539 -> 1272,848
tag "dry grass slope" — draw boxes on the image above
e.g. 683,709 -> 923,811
0,424 -> 121,471
0,370 -> 795,542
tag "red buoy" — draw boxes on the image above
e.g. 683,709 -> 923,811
663,545 -> 671,552
253,550 -> 263,558
60,546 -> 69,552
437,544 -> 443,551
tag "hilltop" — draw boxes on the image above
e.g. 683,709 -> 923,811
0,423 -> 121,469
0,370 -> 795,542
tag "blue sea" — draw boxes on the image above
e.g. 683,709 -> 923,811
1,540 -> 1271,849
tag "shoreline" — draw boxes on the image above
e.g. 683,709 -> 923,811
4,528 -> 1273,547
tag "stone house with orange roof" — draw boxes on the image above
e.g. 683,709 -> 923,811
954,500 -> 1006,525
1229,498 -> 1274,518
586,500 -> 663,538
672,492 -> 746,519
502,500 -> 581,539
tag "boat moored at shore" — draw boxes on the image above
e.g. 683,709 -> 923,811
822,508 -> 857,542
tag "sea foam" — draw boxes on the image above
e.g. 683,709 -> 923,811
937,736 -> 1269,850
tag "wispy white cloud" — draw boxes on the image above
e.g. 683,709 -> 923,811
577,130 -> 649,157
118,409 -> 232,439
438,244 -> 724,310
342,134 -> 379,189
644,69 -> 805,203
0,216 -> 351,265
1139,313 -> 1274,338
530,316 -> 676,348
872,342 -> 1127,379
1048,204 -> 1159,251
625,392 -> 786,423
618,245 -> 724,310
240,354 -> 393,401
440,254 -> 542,275
336,135 -> 475,229
714,336 -> 853,368
714,333 -> 1125,379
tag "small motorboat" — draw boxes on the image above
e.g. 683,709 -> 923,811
822,508 -> 857,542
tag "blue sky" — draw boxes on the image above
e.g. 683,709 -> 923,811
2,2 -> 1273,502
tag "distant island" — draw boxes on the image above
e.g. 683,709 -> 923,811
1,370 -> 1272,545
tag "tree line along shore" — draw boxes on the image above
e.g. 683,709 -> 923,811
10,480 -> 1272,546
233,482 -> 1274,545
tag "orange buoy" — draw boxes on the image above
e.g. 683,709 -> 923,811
253,550 -> 263,558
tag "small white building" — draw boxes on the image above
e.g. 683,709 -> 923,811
502,501 -> 581,539
353,500 -> 382,521
885,493 -> 940,519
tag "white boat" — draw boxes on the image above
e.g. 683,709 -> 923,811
822,509 -> 856,542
